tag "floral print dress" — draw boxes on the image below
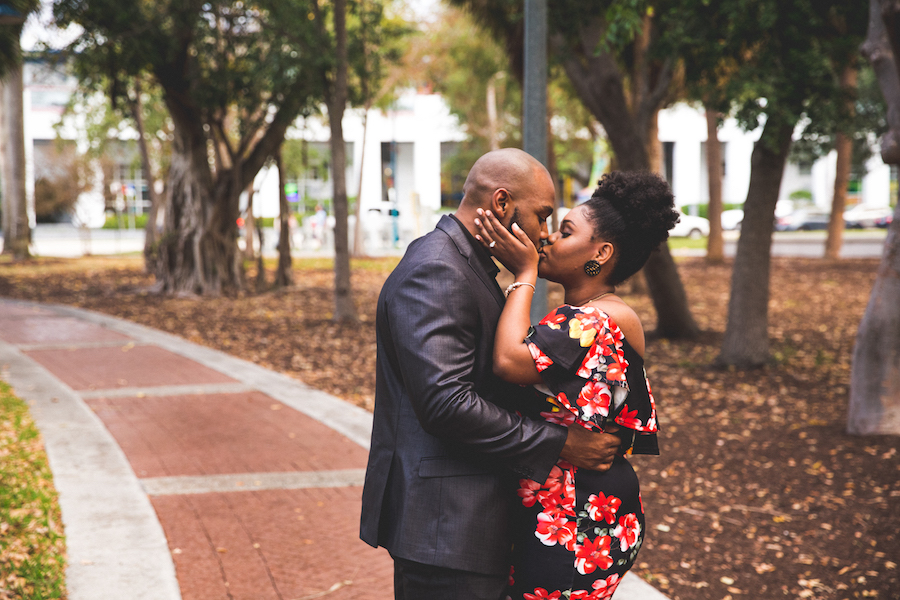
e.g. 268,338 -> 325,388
506,305 -> 660,600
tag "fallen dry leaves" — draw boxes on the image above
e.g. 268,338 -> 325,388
0,381 -> 66,599
0,254 -> 897,600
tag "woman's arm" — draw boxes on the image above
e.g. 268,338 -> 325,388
474,209 -> 543,385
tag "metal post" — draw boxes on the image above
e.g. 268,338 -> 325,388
523,0 -> 549,322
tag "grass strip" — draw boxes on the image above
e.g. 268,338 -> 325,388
0,381 -> 66,600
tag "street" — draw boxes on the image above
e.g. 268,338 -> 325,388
672,229 -> 887,259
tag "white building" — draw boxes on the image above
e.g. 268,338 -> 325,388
249,90 -> 465,252
657,103 -> 893,213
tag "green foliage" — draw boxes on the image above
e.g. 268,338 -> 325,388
407,5 -> 522,147
0,381 -> 67,599
103,213 -> 149,229
347,1 -> 412,109
0,0 -> 40,77
52,0 -> 330,173
410,4 -> 594,192
673,0 -> 868,149
789,64 -> 888,176
681,202 -> 744,220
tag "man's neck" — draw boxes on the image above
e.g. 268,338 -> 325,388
452,207 -> 482,240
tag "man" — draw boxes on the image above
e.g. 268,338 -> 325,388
360,148 -> 621,599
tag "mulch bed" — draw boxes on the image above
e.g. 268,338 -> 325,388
1,255 -> 897,600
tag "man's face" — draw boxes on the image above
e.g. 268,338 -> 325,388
501,169 -> 555,248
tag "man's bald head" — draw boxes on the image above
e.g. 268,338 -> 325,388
460,148 -> 550,209
454,148 -> 556,249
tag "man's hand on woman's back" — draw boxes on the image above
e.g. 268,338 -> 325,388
560,425 -> 621,471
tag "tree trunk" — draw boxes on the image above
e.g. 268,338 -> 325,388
328,0 -> 357,322
717,113 -> 796,367
558,35 -> 696,339
706,108 -> 725,263
847,0 -> 900,435
274,149 -> 294,287
255,216 -> 267,291
1,56 -> 31,260
244,181 -> 257,261
156,108 -> 242,295
824,131 -> 853,259
352,106 -> 369,258
646,109 -> 662,175
825,65 -> 858,260
129,79 -> 163,274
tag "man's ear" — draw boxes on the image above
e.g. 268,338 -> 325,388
490,188 -> 510,217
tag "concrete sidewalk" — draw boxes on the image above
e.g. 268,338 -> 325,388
0,298 -> 669,600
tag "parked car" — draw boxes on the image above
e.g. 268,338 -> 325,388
720,209 -> 744,230
875,211 -> 894,228
670,213 -> 710,238
775,209 -> 830,231
843,205 -> 894,229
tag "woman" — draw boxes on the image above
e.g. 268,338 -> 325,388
474,171 -> 679,600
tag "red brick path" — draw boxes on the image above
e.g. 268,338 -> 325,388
1,303 -> 393,600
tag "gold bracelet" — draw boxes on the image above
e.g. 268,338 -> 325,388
505,282 -> 536,297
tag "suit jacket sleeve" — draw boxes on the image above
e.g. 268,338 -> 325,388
384,257 -> 566,483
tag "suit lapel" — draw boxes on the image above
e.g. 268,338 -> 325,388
437,216 -> 505,307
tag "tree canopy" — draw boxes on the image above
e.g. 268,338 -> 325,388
52,0 -> 406,296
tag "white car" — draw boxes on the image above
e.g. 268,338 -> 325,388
670,213 -> 710,238
720,209 -> 744,230
843,205 -> 894,229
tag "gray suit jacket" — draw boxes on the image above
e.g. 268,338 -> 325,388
360,215 -> 567,575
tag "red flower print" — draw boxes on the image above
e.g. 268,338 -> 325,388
604,359 -> 626,383
574,535 -> 613,574
615,405 -> 643,430
580,344 -> 602,376
518,479 -> 541,507
543,465 -> 566,493
569,591 -> 591,600
540,408 -> 576,426
556,391 -> 578,416
539,309 -> 567,328
590,574 -> 621,599
537,491 -> 575,517
597,331 -> 617,356
508,565 -> 515,586
524,589 -> 563,600
586,492 -> 621,524
614,513 -> 642,551
577,380 -> 611,419
527,342 -> 554,371
535,512 -> 576,547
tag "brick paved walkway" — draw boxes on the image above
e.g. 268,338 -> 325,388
0,299 -> 392,600
0,298 -> 669,600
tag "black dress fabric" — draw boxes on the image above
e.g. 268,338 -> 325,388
506,305 -> 660,600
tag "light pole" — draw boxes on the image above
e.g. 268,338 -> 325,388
523,0 -> 548,322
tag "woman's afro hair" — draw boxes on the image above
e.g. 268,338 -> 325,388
582,171 -> 680,286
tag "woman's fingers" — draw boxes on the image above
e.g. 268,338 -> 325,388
511,223 -> 536,250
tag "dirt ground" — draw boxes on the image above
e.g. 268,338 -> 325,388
1,254 -> 897,600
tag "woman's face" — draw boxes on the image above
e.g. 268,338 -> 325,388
538,204 -> 609,283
